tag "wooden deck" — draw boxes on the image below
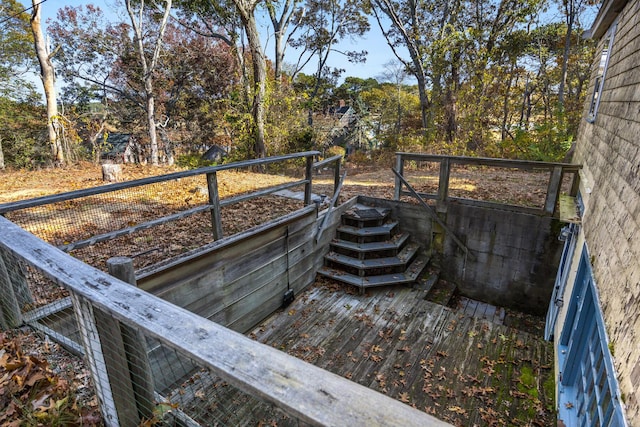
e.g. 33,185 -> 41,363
170,281 -> 555,426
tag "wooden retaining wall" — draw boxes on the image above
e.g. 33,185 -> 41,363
441,203 -> 562,315
136,198 -> 358,334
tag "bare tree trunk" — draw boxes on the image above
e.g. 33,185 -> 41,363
370,0 -> 432,133
0,137 -> 5,169
235,0 -> 266,158
266,0 -> 298,85
30,0 -> 63,165
558,0 -> 577,109
126,0 -> 172,166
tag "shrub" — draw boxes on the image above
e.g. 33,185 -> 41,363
325,145 -> 346,158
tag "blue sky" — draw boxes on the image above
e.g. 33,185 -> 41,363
27,0 -> 597,91
33,0 -> 400,82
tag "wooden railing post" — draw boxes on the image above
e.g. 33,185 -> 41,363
72,257 -> 155,427
304,155 -> 314,205
333,159 -> 341,207
107,257 -> 155,423
207,171 -> 224,240
0,248 -> 22,329
394,153 -> 404,200
437,158 -> 451,213
544,166 -> 564,215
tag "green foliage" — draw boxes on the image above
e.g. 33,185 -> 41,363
325,145 -> 346,158
175,153 -> 218,169
0,98 -> 51,168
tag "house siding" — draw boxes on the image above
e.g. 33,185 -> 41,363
570,0 -> 640,422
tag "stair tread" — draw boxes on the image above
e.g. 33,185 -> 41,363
318,254 -> 429,288
337,221 -> 398,237
325,242 -> 420,269
331,233 -> 409,252
342,206 -> 390,221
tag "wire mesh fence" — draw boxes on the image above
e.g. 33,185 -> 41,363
0,153 -> 334,314
0,214 -> 441,427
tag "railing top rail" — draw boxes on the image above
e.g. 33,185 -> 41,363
395,152 -> 582,171
312,154 -> 342,169
0,151 -> 320,214
0,215 -> 450,427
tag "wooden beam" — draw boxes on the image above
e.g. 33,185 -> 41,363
0,151 -> 320,215
206,171 -> 224,240
395,152 -> 582,172
107,257 -> 155,423
312,155 -> 342,170
304,155 -> 313,205
58,204 -> 212,252
219,179 -> 307,208
394,153 -> 404,200
437,157 -> 451,213
544,166 -> 564,215
0,216 -> 450,427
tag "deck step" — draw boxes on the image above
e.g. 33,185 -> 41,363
341,206 -> 391,227
413,268 -> 440,293
325,242 -> 420,270
318,254 -> 429,288
336,221 -> 398,238
330,232 -> 409,253
425,280 -> 457,306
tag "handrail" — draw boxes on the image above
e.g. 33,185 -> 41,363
394,152 -> 582,216
395,152 -> 582,171
0,216 -> 450,427
315,171 -> 347,244
312,154 -> 342,170
392,168 -> 475,261
0,151 -> 320,214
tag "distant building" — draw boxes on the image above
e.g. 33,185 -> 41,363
546,0 -> 639,425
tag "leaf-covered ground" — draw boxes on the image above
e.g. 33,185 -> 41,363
0,330 -> 102,426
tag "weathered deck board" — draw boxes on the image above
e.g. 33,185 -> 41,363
245,283 -> 555,426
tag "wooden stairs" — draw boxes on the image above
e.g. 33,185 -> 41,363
318,205 -> 429,292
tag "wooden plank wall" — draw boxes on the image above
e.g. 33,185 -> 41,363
136,198 -> 358,334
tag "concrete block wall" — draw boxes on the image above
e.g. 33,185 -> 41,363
573,0 -> 640,421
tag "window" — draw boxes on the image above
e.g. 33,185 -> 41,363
587,23 -> 617,122
557,247 -> 626,426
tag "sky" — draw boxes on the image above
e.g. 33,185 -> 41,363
22,0 -> 597,94
30,0 -> 402,82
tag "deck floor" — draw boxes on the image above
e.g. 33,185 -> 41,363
171,281 -> 555,426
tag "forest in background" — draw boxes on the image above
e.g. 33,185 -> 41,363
0,0 -> 597,170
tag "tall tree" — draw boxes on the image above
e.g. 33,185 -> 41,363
290,0 -> 369,126
30,0 -> 64,165
125,0 -> 172,166
229,0 -> 267,158
369,0 -> 434,133
265,0 -> 302,85
1,0 -> 38,168
0,0 -> 36,99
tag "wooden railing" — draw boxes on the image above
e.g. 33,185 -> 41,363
0,216 -> 449,427
0,152 -> 329,251
394,153 -> 581,216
